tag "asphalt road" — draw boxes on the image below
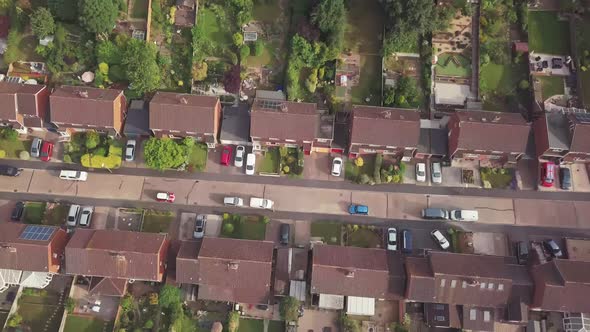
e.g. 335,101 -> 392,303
3,159 -> 590,202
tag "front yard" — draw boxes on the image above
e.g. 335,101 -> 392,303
23,202 -> 46,224
64,133 -> 122,169
258,148 -> 280,174
221,214 -> 267,240
344,155 -> 376,183
23,203 -> 68,226
0,138 -> 31,159
141,210 -> 175,233
188,143 -> 208,172
528,11 -> 570,55
311,222 -> 342,245
64,315 -> 111,332
344,226 -> 382,248
480,167 -> 514,189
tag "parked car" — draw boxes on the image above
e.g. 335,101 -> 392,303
543,239 -> 563,258
402,230 -> 413,253
11,201 -> 24,221
348,204 -> 369,215
415,163 -> 426,182
220,145 -> 233,166
386,228 -> 397,251
30,138 -> 42,158
331,157 -> 343,176
431,162 -> 442,184
560,167 -> 572,190
540,162 -> 555,187
280,223 -> 290,245
125,140 -> 137,161
234,145 -> 245,167
250,198 -> 274,209
450,209 -> 479,222
223,197 -> 244,206
0,165 -> 22,177
245,153 -> 256,175
516,241 -> 529,265
255,304 -> 269,311
67,204 -> 81,227
421,208 -> 449,220
39,141 -> 53,162
194,215 -> 206,239
156,192 -> 175,203
431,229 -> 450,250
59,170 -> 88,181
79,206 -> 93,227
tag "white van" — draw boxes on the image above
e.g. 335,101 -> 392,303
223,197 -> 244,206
67,205 -> 81,227
59,170 -> 88,181
450,209 -> 479,222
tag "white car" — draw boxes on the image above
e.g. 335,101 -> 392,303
79,206 -> 93,227
431,162 -> 442,184
31,138 -> 42,158
245,153 -> 255,175
331,157 -> 343,176
234,145 -> 245,167
125,140 -> 136,161
250,198 -> 274,209
416,163 -> 426,182
67,204 -> 81,227
431,229 -> 450,250
193,214 -> 206,239
223,196 -> 244,206
59,170 -> 88,181
387,227 -> 397,251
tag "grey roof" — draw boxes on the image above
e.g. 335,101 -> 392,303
124,100 -> 150,136
220,105 -> 250,144
545,112 -> 570,150
418,128 -> 448,156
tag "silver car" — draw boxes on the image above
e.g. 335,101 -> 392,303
79,206 -> 93,227
234,145 -> 245,167
125,140 -> 136,161
193,215 -> 206,239
31,138 -> 42,158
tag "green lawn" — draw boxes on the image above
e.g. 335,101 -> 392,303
258,148 -> 280,174
480,63 -> 529,112
43,204 -> 69,226
142,210 -> 175,233
199,7 -> 233,59
0,139 -> 31,159
539,76 -> 565,100
244,41 -> 275,67
435,53 -> 471,78
188,143 -> 208,172
351,55 -> 382,105
344,155 -> 376,182
130,0 -> 149,19
311,222 -> 342,245
253,0 -> 281,22
347,228 -> 382,248
268,320 -> 286,332
480,167 -> 514,189
345,0 -> 386,54
23,202 -> 47,224
17,303 -> 63,332
238,318 -> 264,332
221,215 -> 267,240
528,11 -> 570,54
64,315 -> 109,332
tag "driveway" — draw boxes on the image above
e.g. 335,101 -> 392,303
297,308 -> 339,332
179,212 -> 196,240
303,154 -> 344,182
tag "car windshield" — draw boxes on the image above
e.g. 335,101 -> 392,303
247,165 -> 254,170
236,156 -> 242,161
41,151 -> 48,156
223,149 -> 230,155
417,170 -> 425,176
433,171 -> 441,177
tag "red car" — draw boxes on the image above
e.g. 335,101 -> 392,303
540,162 -> 555,187
40,141 -> 54,162
220,145 -> 233,166
156,192 -> 175,203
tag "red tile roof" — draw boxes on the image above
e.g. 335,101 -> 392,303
531,259 -> 590,313
65,229 -> 168,281
89,277 -> 128,297
311,245 -> 405,299
176,238 -> 274,304
50,86 -> 123,127
567,114 -> 590,153
0,82 -> 47,120
149,92 -> 218,134
350,106 -> 421,147
250,98 -> 319,141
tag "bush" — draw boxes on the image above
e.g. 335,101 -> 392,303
19,151 -> 30,160
0,150 -> 5,158
358,173 -> 371,184
253,40 -> 264,56
144,320 -> 154,329
228,311 -> 240,332
374,153 -> 383,185
0,128 -> 18,141
223,223 -> 235,234
94,147 -> 107,156
354,157 -> 364,167
239,44 -> 250,59
283,165 -> 290,173
232,32 -> 243,46
63,154 -> 72,163
66,298 -> 75,313
85,132 -> 100,149
262,216 -> 270,224
120,294 -> 133,313
227,51 -> 238,65
279,296 -> 300,322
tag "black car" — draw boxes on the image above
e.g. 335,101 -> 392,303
560,167 -> 572,190
516,241 -> 529,265
11,202 -> 24,221
280,224 -> 290,245
0,165 -> 22,177
543,239 -> 563,258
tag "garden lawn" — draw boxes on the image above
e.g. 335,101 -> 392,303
258,148 -> 280,174
528,11 -> 570,55
188,143 -> 208,172
130,0 -> 149,19
238,318 -> 264,332
64,316 -> 108,332
481,63 -> 527,95
142,211 -> 175,233
244,41 -> 275,67
311,222 -> 342,245
199,8 -> 233,59
351,55 -> 382,105
17,303 -> 62,332
435,53 -> 471,78
43,204 -> 69,226
345,0 -> 386,53
344,155 -> 376,182
221,215 -> 266,240
480,168 -> 513,189
253,0 -> 281,22
347,228 -> 382,248
539,76 -> 564,100
268,320 -> 286,332
23,202 -> 47,224
0,139 -> 31,159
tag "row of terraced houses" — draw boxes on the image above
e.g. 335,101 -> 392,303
2,82 -> 590,164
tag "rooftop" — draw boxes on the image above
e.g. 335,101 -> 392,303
250,99 -> 320,141
149,92 -> 219,133
565,238 -> 590,262
220,105 -> 251,144
350,105 -> 421,147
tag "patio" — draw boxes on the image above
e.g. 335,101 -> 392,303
70,278 -> 120,322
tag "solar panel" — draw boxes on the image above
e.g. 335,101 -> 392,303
19,225 -> 55,241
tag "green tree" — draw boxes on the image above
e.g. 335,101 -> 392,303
311,0 -> 346,50
159,285 -> 181,309
79,0 -> 118,33
232,32 -> 244,46
65,298 -> 75,313
96,40 -> 122,64
143,138 -> 187,170
305,68 -> 318,93
253,40 -> 264,56
341,314 -> 361,332
123,39 -> 161,95
3,30 -> 20,64
229,0 -> 253,26
30,8 -> 55,38
239,44 -> 250,59
120,294 -> 133,312
192,61 -> 208,81
279,296 -> 300,322
85,131 -> 100,150
48,0 -> 78,21
518,79 -> 530,90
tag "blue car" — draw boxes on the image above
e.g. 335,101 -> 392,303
348,204 -> 369,215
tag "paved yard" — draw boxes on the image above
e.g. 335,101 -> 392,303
90,206 -> 115,230
472,232 -> 510,256
179,212 -> 197,240
297,308 -> 339,332
303,154 -> 344,182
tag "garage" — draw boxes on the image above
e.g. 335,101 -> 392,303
346,296 -> 375,316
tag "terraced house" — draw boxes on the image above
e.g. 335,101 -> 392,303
0,82 -> 50,132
